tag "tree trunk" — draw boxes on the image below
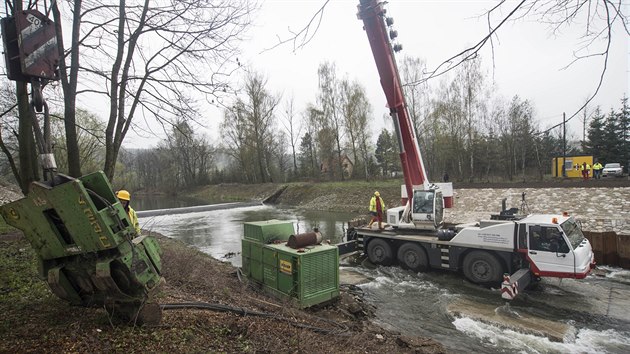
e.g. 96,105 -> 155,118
103,1 -> 127,181
52,0 -> 82,177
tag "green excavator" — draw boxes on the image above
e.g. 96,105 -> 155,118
0,5 -> 163,324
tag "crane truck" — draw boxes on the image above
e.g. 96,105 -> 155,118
351,0 -> 595,299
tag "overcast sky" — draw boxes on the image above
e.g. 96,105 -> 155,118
124,0 -> 629,148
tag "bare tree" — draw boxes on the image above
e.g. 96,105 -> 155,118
220,72 -> 280,183
160,120 -> 213,188
340,79 -> 372,179
50,108 -> 106,175
400,56 -> 431,134
317,61 -> 346,180
454,58 -> 488,181
0,83 -> 17,171
301,106 -> 323,178
50,0 -> 255,181
51,0 -> 83,177
281,95 -> 302,177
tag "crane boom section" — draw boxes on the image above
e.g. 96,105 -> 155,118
357,0 -> 429,198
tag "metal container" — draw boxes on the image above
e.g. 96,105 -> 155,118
243,220 -> 294,243
241,221 -> 339,308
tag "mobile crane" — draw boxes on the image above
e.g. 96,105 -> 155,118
351,0 -> 595,299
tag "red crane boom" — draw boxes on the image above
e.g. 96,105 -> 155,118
357,0 -> 430,204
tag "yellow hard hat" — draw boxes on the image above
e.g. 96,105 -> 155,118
116,190 -> 131,201
374,191 -> 380,197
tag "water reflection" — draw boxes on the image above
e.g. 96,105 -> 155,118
138,204 -> 357,267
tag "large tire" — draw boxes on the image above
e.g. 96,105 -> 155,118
462,251 -> 503,286
397,243 -> 429,272
367,239 -> 393,266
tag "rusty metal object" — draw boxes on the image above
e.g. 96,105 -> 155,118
15,10 -> 59,80
287,231 -> 323,249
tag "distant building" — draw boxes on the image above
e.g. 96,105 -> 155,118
320,154 -> 354,179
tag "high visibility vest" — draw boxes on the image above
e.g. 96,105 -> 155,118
369,196 -> 385,213
128,206 -> 141,235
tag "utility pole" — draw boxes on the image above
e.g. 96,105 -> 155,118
562,112 -> 567,177
583,109 -> 587,149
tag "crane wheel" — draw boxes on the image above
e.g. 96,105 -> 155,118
367,239 -> 393,266
462,251 -> 503,286
397,243 -> 429,272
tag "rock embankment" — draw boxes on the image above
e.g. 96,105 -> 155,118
447,187 -> 630,234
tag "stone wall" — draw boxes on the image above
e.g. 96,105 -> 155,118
445,187 -> 630,234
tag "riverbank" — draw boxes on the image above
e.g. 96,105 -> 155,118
0,181 -> 443,352
0,230 -> 445,353
188,179 -> 630,234
2,177 -> 629,352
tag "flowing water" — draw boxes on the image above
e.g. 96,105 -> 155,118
137,199 -> 630,353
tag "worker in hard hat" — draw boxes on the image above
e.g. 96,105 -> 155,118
368,191 -> 386,230
116,190 -> 141,235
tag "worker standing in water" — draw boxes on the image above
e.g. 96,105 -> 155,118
368,191 -> 386,230
116,190 -> 141,235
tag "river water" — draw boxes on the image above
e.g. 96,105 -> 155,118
137,200 -> 630,354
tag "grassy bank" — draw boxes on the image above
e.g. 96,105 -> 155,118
187,179 -> 404,213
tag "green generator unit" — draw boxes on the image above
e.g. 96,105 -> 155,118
0,171 -> 163,324
241,220 -> 339,308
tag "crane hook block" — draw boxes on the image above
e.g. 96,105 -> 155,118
1,10 -> 60,82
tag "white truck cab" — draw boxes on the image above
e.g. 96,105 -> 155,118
523,215 -> 594,279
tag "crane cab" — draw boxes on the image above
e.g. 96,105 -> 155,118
387,188 -> 444,230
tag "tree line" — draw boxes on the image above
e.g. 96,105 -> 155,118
1,1 -> 627,193
3,55 -> 629,192
0,0 -> 253,194
584,98 -> 630,168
